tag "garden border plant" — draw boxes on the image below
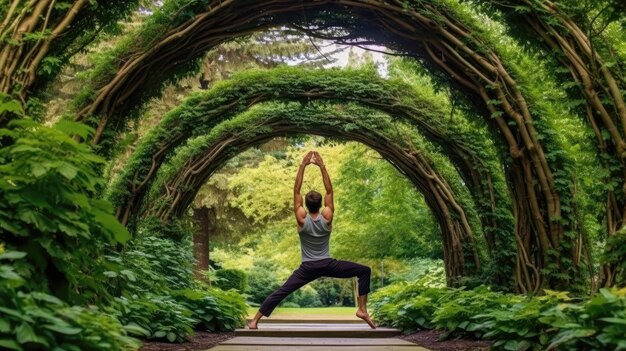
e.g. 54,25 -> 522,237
369,279 -> 626,351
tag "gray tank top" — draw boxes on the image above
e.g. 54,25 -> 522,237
298,212 -> 331,262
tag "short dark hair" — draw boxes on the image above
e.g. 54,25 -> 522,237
305,191 -> 322,213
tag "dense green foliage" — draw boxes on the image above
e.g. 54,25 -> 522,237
371,281 -> 626,350
0,246 -> 140,351
0,100 -> 249,349
333,143 -> 442,259
1,0 -> 625,349
107,67 -> 509,236
147,100 -> 485,270
215,269 -> 248,294
118,66 -> 521,285
602,228 -> 626,286
0,117 -> 130,301
104,224 -> 247,341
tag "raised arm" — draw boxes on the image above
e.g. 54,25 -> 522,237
294,151 -> 313,228
312,152 -> 334,225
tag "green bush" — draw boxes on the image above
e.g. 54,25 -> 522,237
370,279 -> 450,330
0,248 -> 140,350
103,231 -> 247,343
371,281 -> 626,351
108,285 -> 247,344
431,286 -> 524,339
108,294 -> 195,343
470,291 -> 567,350
104,234 -> 195,296
174,287 -> 247,331
387,257 -> 446,286
0,119 -> 130,301
285,285 -> 323,307
539,288 -> 626,351
215,269 -> 247,293
309,277 -> 354,306
246,259 -> 281,304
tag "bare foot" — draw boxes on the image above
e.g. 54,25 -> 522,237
247,320 -> 258,329
356,310 -> 377,329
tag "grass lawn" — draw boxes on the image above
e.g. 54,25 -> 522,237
246,306 -> 359,320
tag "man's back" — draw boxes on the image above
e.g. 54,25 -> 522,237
298,212 -> 331,262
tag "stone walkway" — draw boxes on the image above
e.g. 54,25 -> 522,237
209,320 -> 429,350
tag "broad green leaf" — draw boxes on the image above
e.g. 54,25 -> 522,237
0,251 -> 26,260
166,332 -> 177,342
0,319 -> 10,333
16,323 -> 48,346
58,163 -> 78,180
43,324 -> 82,335
0,339 -> 23,351
0,99 -> 24,115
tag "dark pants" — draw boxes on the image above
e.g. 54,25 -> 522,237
259,258 -> 371,317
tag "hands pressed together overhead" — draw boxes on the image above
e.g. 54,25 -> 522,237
302,151 -> 325,167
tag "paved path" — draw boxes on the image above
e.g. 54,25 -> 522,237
209,320 -> 429,350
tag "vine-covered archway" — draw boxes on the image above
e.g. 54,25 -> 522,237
65,0 -> 602,291
106,67 -> 520,286
1,1 -> 625,349
139,101 -> 486,285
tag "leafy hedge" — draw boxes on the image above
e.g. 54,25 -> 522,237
0,100 -> 247,348
0,247 -> 139,351
370,280 -> 626,351
215,269 -> 248,293
104,228 -> 247,342
0,118 -> 130,302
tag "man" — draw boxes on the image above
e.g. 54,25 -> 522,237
247,151 -> 376,329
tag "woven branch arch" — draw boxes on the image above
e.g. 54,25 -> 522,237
74,0 -> 585,291
106,67 -> 518,285
140,101 -> 486,286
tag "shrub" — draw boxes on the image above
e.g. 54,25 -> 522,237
370,280 -> 626,351
0,248 -> 140,350
108,294 -> 196,343
175,286 -> 247,331
215,269 -> 247,293
104,234 -> 195,296
310,277 -> 354,306
471,291 -> 567,350
370,280 -> 451,330
0,119 -> 130,301
285,284 -> 323,307
246,259 -> 282,304
102,231 -> 247,343
539,288 -> 626,351
387,257 -> 446,286
432,286 -> 523,339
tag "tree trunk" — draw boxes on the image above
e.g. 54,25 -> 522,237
193,206 -> 216,283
